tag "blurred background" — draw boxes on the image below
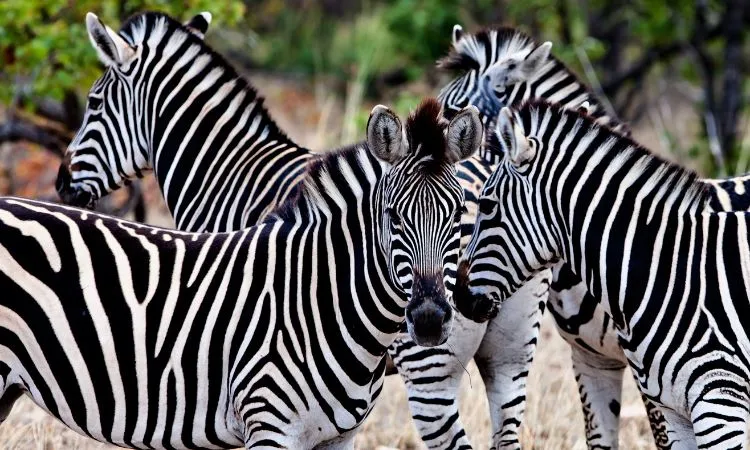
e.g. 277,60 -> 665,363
0,0 -> 746,448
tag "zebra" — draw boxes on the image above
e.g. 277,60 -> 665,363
57,11 -> 549,449
457,101 -> 750,449
437,25 -> 628,163
56,12 -> 311,231
0,98 -> 484,448
437,24 -> 750,449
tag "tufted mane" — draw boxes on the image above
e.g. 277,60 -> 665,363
116,11 -> 293,145
406,98 -> 450,173
438,26 -> 536,72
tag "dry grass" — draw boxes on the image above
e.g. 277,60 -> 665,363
356,315 -> 656,450
2,316 -> 656,450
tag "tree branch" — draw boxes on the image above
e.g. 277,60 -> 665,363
601,22 -> 723,98
0,119 -> 68,156
718,0 -> 745,156
693,0 -> 726,174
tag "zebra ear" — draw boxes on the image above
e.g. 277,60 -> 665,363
367,105 -> 408,165
185,12 -> 212,39
497,107 -> 534,166
445,105 -> 482,163
452,24 -> 464,45
86,13 -> 135,67
520,42 -> 552,77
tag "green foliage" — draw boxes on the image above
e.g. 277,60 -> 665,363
381,0 -> 461,68
1,0 -> 745,178
251,0 -> 462,85
0,0 -> 245,101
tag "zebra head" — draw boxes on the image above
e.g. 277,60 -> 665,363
456,106 -> 560,323
437,25 -> 551,127
57,12 -> 212,208
368,100 -> 482,346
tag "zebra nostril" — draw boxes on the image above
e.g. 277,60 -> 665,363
73,190 -> 96,209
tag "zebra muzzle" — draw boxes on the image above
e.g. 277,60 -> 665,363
405,271 -> 454,347
55,164 -> 96,209
454,260 -> 500,323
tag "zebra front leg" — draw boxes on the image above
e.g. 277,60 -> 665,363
475,271 -> 549,450
389,313 -> 486,449
641,395 -> 674,450
0,361 -> 22,423
570,347 -> 627,450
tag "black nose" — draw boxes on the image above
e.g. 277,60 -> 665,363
56,164 -> 95,209
454,260 -> 499,323
406,271 -> 454,346
407,301 -> 452,347
55,163 -> 71,195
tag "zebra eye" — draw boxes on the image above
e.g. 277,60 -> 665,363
387,208 -> 402,226
479,198 -> 495,215
88,96 -> 103,111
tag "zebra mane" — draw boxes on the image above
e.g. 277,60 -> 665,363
405,98 -> 450,171
438,26 -> 536,72
268,143 -> 370,222
516,100 -> 709,207
117,11 -> 295,147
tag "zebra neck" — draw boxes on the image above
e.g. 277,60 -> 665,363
147,59 -> 311,231
507,60 -> 594,116
276,146 -> 405,354
556,150 -> 706,324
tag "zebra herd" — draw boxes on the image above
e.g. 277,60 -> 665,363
0,7 -> 746,450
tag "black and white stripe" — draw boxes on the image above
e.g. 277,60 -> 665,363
459,102 -> 750,449
439,25 -> 750,450
57,12 -> 311,232
59,12 -> 552,449
0,99 -> 482,448
437,25 -> 627,166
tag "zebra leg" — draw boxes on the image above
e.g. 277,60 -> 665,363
641,395 -> 674,450
570,347 -> 627,450
474,271 -> 550,450
548,264 -> 630,450
657,408 -> 696,450
689,388 -> 748,450
0,362 -> 22,423
389,313 -> 487,449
